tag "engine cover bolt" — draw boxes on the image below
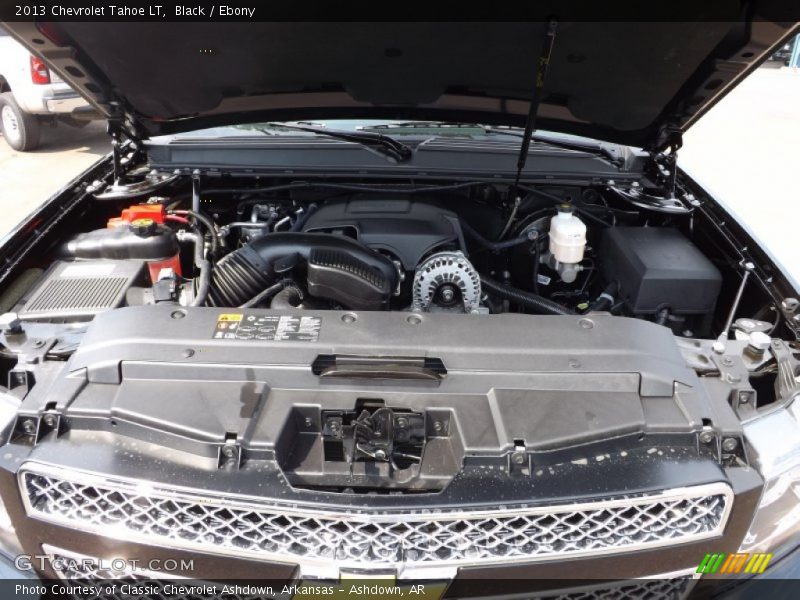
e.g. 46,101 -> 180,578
432,421 -> 443,433
43,414 -> 57,428
182,349 -> 195,358
21,419 -> 37,435
221,445 -> 237,458
722,438 -> 739,452
699,431 -> 715,444
511,452 -> 527,465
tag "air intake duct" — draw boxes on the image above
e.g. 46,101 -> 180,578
208,233 -> 397,308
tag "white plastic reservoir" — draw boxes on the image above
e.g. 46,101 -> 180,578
548,206 -> 586,264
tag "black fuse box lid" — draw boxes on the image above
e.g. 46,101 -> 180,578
600,227 -> 722,315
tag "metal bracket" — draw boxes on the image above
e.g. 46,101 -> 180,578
7,369 -> 33,397
730,388 -> 757,418
17,337 -> 57,366
697,426 -> 720,461
217,435 -> 242,469
644,125 -> 683,198
38,410 -> 63,442
508,440 -> 530,476
12,410 -> 63,445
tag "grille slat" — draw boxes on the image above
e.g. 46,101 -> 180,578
22,466 -> 732,574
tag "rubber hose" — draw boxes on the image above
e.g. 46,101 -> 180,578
460,220 -> 532,252
290,203 -> 319,232
183,232 -> 211,307
174,210 -> 220,257
270,286 -> 304,310
587,281 -> 619,312
240,279 -> 291,308
480,275 -> 574,315
207,251 -> 271,306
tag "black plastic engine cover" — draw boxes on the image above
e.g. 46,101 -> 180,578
306,247 -> 392,310
302,196 -> 459,269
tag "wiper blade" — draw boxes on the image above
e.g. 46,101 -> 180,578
261,122 -> 413,163
485,127 -> 622,164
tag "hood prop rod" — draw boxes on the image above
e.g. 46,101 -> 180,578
712,260 -> 755,355
512,19 -> 558,193
499,20 -> 558,241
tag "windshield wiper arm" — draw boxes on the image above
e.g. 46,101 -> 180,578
261,122 -> 413,163
485,127 -> 622,164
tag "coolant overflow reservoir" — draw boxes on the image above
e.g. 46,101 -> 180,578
548,205 -> 586,264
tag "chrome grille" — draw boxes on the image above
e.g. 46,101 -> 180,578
542,578 -> 693,600
45,546 -> 694,600
43,546 -> 266,600
22,464 -> 732,577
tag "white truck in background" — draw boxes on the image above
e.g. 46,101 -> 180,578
0,25 -> 96,151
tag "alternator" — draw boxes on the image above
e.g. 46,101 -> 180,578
412,251 -> 482,313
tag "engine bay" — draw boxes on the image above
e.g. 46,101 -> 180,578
5,180 -> 753,337
1,160 -> 798,492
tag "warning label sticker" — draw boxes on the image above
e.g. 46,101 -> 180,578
213,313 -> 321,342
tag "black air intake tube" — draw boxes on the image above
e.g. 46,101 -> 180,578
207,250 -> 271,307
208,233 -> 398,307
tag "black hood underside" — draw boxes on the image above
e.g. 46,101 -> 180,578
2,13 -> 799,149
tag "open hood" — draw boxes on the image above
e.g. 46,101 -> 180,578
3,16 -> 798,150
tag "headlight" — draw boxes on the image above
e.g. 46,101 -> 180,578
0,392 -> 24,560
740,397 -> 800,561
0,489 -> 23,560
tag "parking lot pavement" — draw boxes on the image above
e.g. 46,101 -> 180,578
0,120 -> 109,236
680,66 -> 800,285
